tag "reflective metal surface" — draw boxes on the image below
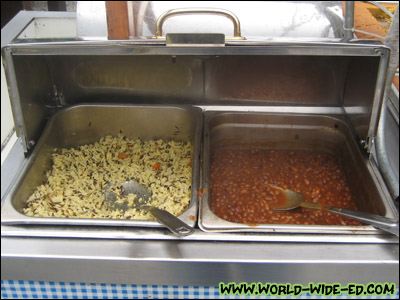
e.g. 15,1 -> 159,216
1,8 -> 398,287
3,42 -> 388,153
199,112 -> 397,234
2,236 -> 398,285
75,1 -> 345,41
153,8 -> 244,40
375,7 -> 399,200
1,104 -> 201,229
132,1 -> 345,39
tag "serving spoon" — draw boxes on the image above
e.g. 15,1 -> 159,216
268,185 -> 399,236
105,180 -> 195,236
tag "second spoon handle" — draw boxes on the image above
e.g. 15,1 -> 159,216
325,206 -> 399,236
146,206 -> 195,236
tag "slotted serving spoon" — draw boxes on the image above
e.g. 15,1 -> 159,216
268,185 -> 399,236
105,180 -> 195,236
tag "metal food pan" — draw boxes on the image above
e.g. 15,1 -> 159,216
199,111 -> 397,234
1,104 -> 202,228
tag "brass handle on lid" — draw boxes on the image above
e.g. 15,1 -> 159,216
153,8 -> 244,39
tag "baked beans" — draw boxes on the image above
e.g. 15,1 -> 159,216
210,149 -> 361,226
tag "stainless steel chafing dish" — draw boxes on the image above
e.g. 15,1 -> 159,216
200,112 -> 396,233
1,1 -> 398,286
2,104 -> 201,228
2,36 -> 398,234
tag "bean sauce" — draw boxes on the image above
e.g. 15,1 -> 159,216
210,149 -> 361,226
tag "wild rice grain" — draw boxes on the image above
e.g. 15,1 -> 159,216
23,134 -> 192,220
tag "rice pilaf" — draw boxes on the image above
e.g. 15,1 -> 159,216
23,134 -> 193,220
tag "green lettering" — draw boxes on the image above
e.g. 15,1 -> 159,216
219,282 -> 230,295
367,282 -> 375,294
375,284 -> 383,294
332,284 -> 341,295
348,283 -> 355,295
278,284 -> 286,295
325,284 -> 333,296
257,283 -> 269,295
293,284 -> 303,296
309,282 -> 323,295
269,284 -> 278,295
355,284 -> 364,296
383,283 -> 395,295
219,281 -> 396,297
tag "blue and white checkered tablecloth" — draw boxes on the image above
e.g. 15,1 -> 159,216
1,280 -> 399,299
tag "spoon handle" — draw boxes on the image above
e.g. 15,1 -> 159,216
146,207 -> 195,236
325,206 -> 399,236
